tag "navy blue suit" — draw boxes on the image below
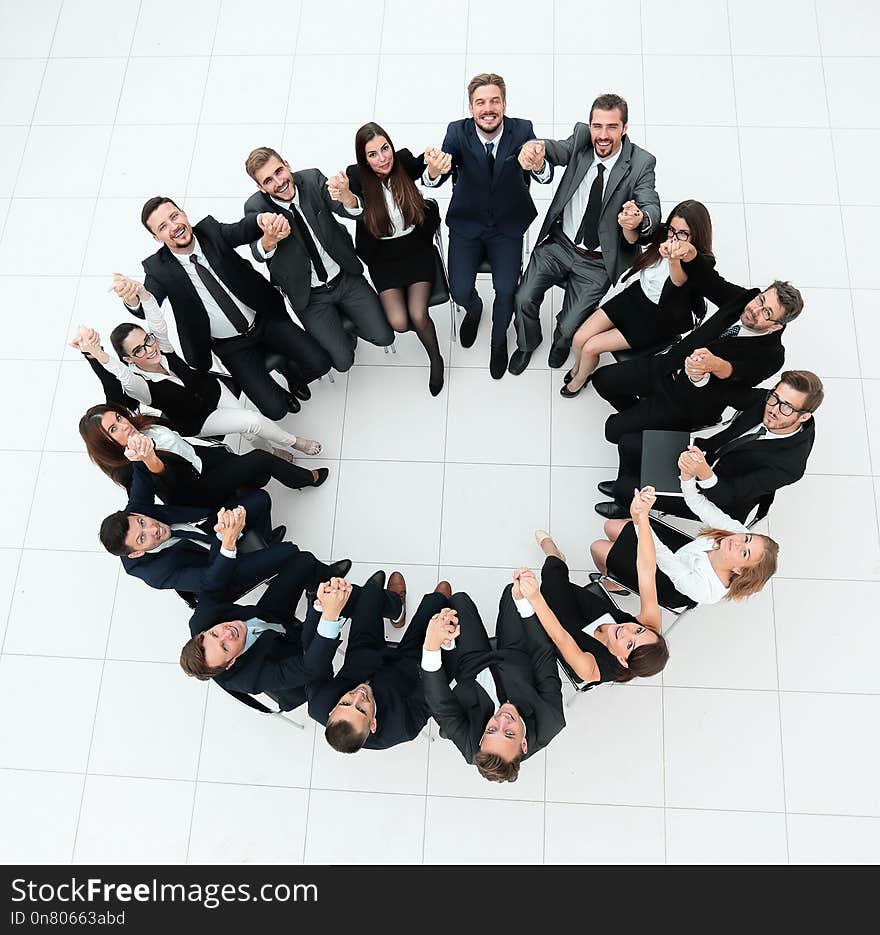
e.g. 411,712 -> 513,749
430,116 -> 539,345
120,465 -> 295,599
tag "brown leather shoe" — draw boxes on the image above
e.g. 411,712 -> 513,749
434,580 -> 452,599
388,571 -> 407,628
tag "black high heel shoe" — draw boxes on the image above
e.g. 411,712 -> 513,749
429,356 -> 445,397
311,467 -> 329,487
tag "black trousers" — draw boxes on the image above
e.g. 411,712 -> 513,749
539,555 -> 609,635
215,313 -> 332,420
253,549 -> 337,626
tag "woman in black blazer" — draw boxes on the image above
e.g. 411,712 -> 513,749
327,122 -> 444,395
562,200 -> 714,398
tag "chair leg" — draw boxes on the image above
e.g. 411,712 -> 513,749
269,711 -> 305,730
449,297 -> 458,343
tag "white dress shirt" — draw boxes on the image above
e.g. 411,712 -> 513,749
144,424 -> 202,473
173,236 -> 256,339
243,617 -> 286,653
639,256 -> 670,304
635,477 -> 750,605
148,520 -> 238,560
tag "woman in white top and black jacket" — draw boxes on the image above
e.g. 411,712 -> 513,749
327,122 -> 445,396
79,403 -> 328,509
561,200 -> 714,398
591,448 -> 779,607
71,281 -> 322,460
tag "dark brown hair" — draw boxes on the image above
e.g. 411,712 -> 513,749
778,370 -> 824,413
612,630 -> 670,682
325,719 -> 369,754
473,750 -> 522,783
79,402 -> 161,485
99,511 -> 135,557
245,146 -> 283,182
141,196 -> 179,232
467,73 -> 506,103
180,632 -> 226,680
768,282 -> 805,323
700,530 -> 779,601
627,199 -> 714,279
589,93 -> 628,125
354,122 -> 425,239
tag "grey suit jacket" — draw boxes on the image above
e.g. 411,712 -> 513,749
537,127 -> 661,283
244,168 -> 364,313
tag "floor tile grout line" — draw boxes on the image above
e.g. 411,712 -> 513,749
767,576 -> 791,862
6,51 -> 880,60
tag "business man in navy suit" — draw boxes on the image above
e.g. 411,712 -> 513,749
423,73 -> 545,378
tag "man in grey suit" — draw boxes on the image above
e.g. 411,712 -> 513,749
508,93 -> 661,375
243,147 -> 394,373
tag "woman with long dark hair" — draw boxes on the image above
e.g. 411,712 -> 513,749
326,122 -> 445,395
521,487 -> 669,686
79,402 -> 328,509
561,200 -> 714,397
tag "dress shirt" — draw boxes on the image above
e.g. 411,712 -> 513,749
639,257 -> 670,304
144,425 -> 202,473
697,423 -> 802,488
685,320 -> 766,387
172,236 -> 257,339
635,477 -> 750,605
148,521 -> 238,560
421,126 -> 504,187
255,187 -> 357,286
316,615 -> 349,640
242,616 -> 286,654
378,182 -> 415,240
583,614 -> 615,637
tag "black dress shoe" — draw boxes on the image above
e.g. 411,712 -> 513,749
292,383 -> 311,401
594,500 -> 629,519
548,343 -> 569,369
507,349 -> 532,375
285,393 -> 301,414
597,481 -> 616,497
458,296 -> 482,348
311,467 -> 330,487
364,569 -> 386,590
489,342 -> 508,380
268,525 -> 287,546
327,558 -> 352,579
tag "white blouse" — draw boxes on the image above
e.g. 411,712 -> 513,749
379,182 -> 415,240
144,424 -> 202,474
635,477 -> 750,605
639,256 -> 670,304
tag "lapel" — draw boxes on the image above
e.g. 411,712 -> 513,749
490,117 -> 515,183
563,125 -> 595,203
157,246 -> 203,313
464,119 -> 492,183
600,135 -> 633,215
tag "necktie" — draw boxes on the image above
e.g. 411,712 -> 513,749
287,203 -> 328,283
188,255 -> 250,333
719,322 -> 741,340
485,141 -> 495,172
488,664 -> 508,704
713,425 -> 767,461
575,163 -> 605,250
170,526 -> 214,546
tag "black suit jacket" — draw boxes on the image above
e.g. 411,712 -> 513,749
431,116 -> 538,238
244,168 -> 365,312
188,601 -> 306,712
133,215 -> 288,371
692,392 -> 816,522
120,469 -> 281,596
420,589 -> 565,764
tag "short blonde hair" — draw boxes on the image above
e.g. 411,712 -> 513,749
245,146 -> 283,181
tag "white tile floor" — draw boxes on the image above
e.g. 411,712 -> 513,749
0,0 -> 877,866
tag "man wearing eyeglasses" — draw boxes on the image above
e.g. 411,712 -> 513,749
596,370 -> 823,522
591,242 -> 805,451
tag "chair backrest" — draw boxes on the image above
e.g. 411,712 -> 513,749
429,244 -> 451,307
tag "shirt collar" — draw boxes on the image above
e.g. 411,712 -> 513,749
475,125 -> 503,149
173,234 -> 201,265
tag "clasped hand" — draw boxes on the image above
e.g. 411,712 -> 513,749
617,200 -> 644,231
518,140 -> 545,172
425,607 -> 460,651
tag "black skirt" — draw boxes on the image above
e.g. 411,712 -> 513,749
606,519 -> 694,609
365,228 -> 435,292
603,279 -> 686,349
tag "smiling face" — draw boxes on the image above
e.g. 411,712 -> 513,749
480,703 -> 527,760
762,381 -> 811,433
364,135 -> 394,177
666,214 -> 692,244
100,410 -> 137,448
719,532 -> 766,574
255,155 -> 295,202
124,513 -> 171,558
740,287 -> 784,333
145,202 -> 194,252
120,327 -> 162,370
589,106 -> 627,159
602,622 -> 659,668
469,83 -> 505,135
329,683 -> 377,735
201,621 -> 247,671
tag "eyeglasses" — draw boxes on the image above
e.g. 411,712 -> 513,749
128,333 -> 157,358
766,390 -> 810,417
754,292 -> 780,322
665,225 -> 691,242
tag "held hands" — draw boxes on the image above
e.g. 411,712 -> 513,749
111,273 -> 150,307
425,608 -> 460,651
424,147 -> 452,179
256,212 -> 291,249
629,485 -> 657,521
70,324 -> 104,360
326,171 -> 353,204
677,446 -> 712,482
518,140 -> 546,172
315,577 -> 352,620
666,238 -> 697,263
617,200 -> 644,231
684,347 -> 722,381
123,431 -> 156,464
512,567 -> 541,603
214,505 -> 247,549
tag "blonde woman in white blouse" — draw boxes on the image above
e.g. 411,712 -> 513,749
590,448 -> 779,606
